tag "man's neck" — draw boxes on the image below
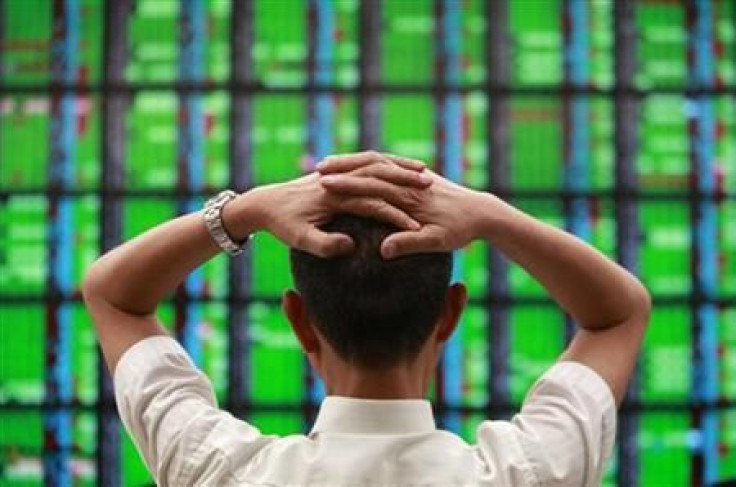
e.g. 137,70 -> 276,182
327,366 -> 429,400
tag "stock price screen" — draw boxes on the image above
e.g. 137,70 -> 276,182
1,0 -> 735,485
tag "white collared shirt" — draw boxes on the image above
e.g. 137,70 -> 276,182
115,336 -> 616,486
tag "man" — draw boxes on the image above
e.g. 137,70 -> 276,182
83,152 -> 651,486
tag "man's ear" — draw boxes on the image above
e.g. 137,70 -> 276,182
282,290 -> 320,353
436,282 -> 468,342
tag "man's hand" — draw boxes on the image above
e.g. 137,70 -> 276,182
317,154 -> 490,258
318,152 -> 650,405
225,171 -> 432,258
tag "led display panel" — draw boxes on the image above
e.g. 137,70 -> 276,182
1,0 -> 734,485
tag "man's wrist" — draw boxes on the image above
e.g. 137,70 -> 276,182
471,191 -> 516,243
221,190 -> 264,242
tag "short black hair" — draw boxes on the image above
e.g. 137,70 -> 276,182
289,215 -> 453,369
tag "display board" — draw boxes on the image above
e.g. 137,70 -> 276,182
1,0 -> 734,486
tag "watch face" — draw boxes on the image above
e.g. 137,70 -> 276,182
214,194 -> 227,206
207,190 -> 232,209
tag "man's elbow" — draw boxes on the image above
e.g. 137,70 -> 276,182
81,260 -> 107,306
628,278 -> 652,327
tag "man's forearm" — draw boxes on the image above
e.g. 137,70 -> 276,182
476,192 -> 649,330
83,193 -> 257,315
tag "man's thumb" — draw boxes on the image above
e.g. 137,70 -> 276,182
381,229 -> 440,259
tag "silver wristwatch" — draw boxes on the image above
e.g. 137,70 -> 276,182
203,190 -> 248,256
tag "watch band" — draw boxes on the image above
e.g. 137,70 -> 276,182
203,190 -> 248,256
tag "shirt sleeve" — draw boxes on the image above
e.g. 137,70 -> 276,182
114,336 -> 271,486
476,361 -> 616,487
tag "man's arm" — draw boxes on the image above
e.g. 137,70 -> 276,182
83,172 -> 429,374
82,210 -> 221,373
318,160 -> 650,405
474,193 -> 651,405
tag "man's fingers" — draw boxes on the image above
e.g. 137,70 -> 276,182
320,174 -> 422,210
381,226 -> 447,259
382,154 -> 426,172
294,228 -> 355,258
337,197 -> 421,231
316,151 -> 390,174
347,163 -> 433,188
317,151 -> 426,175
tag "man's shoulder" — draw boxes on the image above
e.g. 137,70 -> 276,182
474,361 -> 617,487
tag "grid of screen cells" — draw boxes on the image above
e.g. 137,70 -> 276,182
0,1 -> 735,486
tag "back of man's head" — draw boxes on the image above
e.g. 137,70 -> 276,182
289,215 -> 453,370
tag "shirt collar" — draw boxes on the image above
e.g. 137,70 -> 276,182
310,396 -> 436,436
